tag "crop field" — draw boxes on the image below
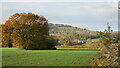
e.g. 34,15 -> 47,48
2,48 -> 100,66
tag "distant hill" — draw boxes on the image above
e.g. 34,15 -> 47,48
48,23 -> 98,38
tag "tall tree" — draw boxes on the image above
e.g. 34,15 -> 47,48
2,13 -> 56,50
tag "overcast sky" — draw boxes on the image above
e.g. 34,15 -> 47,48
2,0 -> 119,2
1,0 -> 119,31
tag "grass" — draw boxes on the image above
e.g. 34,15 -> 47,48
2,48 -> 100,66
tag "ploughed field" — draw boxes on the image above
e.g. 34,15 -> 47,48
2,48 -> 100,66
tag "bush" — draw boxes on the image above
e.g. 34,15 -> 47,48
89,44 -> 119,67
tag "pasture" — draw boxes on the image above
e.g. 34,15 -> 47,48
2,48 -> 100,66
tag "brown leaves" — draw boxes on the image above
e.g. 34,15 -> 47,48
2,13 -> 56,50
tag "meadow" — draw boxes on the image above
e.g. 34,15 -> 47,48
2,48 -> 100,66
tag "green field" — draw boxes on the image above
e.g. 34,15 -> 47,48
2,48 -> 100,66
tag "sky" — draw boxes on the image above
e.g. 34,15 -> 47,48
1,0 -> 119,31
1,0 -> 119,2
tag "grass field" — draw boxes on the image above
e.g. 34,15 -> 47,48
2,48 -> 100,66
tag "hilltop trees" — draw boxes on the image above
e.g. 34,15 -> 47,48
97,23 -> 113,46
2,13 -> 56,50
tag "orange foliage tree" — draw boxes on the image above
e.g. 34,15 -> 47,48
2,13 -> 56,50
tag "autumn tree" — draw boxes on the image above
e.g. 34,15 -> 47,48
2,13 -> 56,50
2,21 -> 13,47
